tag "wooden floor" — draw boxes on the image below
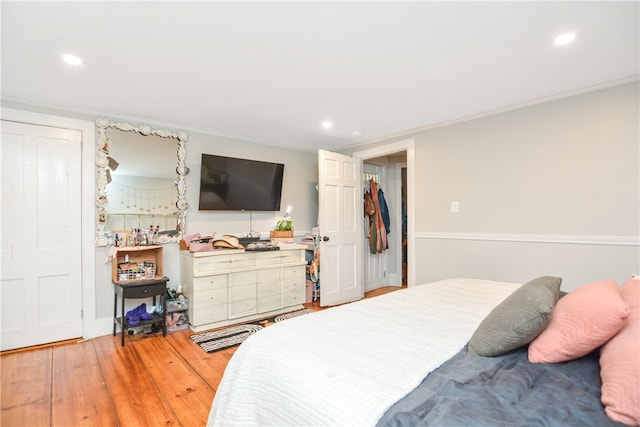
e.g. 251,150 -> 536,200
0,286 -> 402,427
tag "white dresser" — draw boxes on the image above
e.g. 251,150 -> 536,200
180,245 -> 307,331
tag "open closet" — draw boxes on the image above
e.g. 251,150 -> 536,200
363,151 -> 408,292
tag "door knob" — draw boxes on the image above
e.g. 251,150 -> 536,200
323,236 -> 330,242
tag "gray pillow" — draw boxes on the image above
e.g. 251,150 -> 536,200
468,276 -> 562,357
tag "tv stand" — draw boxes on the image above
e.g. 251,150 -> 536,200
180,244 -> 307,331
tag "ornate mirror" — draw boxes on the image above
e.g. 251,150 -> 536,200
95,118 -> 188,246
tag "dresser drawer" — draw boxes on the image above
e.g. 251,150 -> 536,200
257,280 -> 280,297
282,291 -> 304,307
280,252 -> 303,264
255,251 -> 287,265
193,256 -> 232,275
258,294 -> 281,312
229,253 -> 256,269
228,298 -> 257,319
193,275 -> 227,292
282,266 -> 305,280
229,283 -> 256,302
282,279 -> 304,294
230,270 -> 257,287
193,287 -> 227,310
258,268 -> 280,282
192,304 -> 227,325
118,282 -> 166,299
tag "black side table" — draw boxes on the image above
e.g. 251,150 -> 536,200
113,277 -> 168,346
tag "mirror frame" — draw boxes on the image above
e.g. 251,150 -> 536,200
95,118 -> 188,246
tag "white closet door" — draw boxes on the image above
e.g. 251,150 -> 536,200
1,121 -> 82,350
317,149 -> 362,306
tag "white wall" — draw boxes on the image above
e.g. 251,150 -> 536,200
346,81 -> 640,291
184,131 -> 318,238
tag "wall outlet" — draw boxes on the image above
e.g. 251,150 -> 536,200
450,201 -> 459,213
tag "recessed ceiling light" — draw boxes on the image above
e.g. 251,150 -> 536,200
554,32 -> 576,46
321,120 -> 333,129
62,54 -> 83,66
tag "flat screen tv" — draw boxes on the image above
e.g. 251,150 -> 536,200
198,153 -> 285,211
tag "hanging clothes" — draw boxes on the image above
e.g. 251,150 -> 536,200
364,190 -> 376,217
364,189 -> 376,253
364,189 -> 378,254
377,185 -> 390,249
369,179 -> 388,253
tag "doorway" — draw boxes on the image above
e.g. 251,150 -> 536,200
354,138 -> 415,290
363,161 -> 388,292
315,139 -> 414,307
362,152 -> 407,291
400,165 -> 408,286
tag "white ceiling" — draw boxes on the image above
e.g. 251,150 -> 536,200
2,1 -> 638,152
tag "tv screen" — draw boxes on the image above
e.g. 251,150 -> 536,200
198,154 -> 285,211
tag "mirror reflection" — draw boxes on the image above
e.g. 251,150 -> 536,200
106,131 -> 178,236
95,119 -> 188,246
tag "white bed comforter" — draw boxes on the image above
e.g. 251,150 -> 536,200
208,278 -> 519,426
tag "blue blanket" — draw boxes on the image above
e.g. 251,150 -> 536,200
377,346 -> 624,427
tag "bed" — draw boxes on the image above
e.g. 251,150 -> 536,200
207,277 -> 639,426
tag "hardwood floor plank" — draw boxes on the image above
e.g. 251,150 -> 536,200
93,335 -> 179,426
0,400 -> 50,427
0,287 -> 403,426
0,348 -> 52,427
364,286 -> 403,298
51,342 -> 118,426
132,334 -> 215,426
164,329 -> 235,391
0,337 -> 81,355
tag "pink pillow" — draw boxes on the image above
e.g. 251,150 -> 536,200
621,277 -> 640,309
528,280 -> 630,363
600,278 -> 640,425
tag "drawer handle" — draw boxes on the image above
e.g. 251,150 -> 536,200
144,289 -> 149,294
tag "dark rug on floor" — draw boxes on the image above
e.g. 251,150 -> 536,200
189,308 -> 313,353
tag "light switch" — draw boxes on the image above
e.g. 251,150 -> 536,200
451,201 -> 459,213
